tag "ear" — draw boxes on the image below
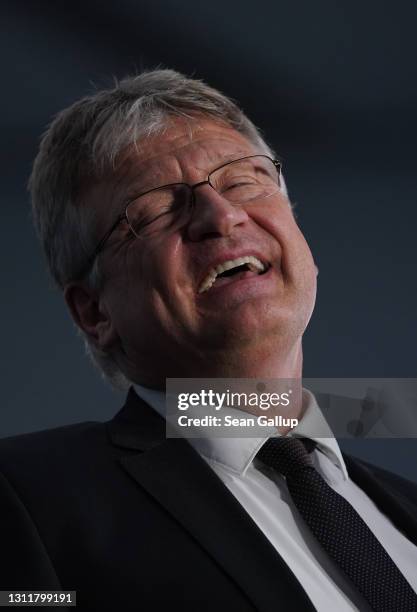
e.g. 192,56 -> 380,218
64,282 -> 118,351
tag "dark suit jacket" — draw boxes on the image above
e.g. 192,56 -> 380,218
1,388 -> 417,611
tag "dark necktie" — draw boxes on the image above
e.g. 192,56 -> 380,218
257,437 -> 417,612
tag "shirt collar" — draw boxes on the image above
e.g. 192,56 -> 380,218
293,388 -> 348,479
133,384 -> 348,480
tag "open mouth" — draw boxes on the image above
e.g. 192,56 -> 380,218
198,255 -> 270,294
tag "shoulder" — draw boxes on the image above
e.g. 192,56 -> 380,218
0,420 -> 106,460
0,421 -> 110,494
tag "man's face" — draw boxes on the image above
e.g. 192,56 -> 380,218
85,117 -> 317,383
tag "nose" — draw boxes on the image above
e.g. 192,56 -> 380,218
186,182 -> 249,242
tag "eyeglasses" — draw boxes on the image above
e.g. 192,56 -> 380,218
81,154 -> 282,278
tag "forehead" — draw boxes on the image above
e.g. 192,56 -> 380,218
116,116 -> 259,187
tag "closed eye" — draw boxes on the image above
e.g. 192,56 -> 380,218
221,179 -> 257,192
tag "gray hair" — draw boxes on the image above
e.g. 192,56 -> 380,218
29,69 -> 276,389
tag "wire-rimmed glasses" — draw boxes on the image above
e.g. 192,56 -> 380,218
81,154 -> 282,278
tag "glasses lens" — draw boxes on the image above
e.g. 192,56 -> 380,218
210,156 -> 280,203
126,184 -> 191,237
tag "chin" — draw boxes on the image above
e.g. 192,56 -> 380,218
200,304 -> 303,351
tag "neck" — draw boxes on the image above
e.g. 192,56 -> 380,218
207,340 -> 303,380
121,338 -> 303,428
207,341 -> 304,435
130,341 -> 305,437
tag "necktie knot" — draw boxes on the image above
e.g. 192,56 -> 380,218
257,437 -> 314,478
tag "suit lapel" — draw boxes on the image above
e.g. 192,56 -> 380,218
344,454 -> 417,546
108,389 -> 314,612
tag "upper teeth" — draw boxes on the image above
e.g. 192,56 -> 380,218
198,255 -> 266,294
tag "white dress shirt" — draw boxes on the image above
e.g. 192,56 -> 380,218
134,384 -> 417,611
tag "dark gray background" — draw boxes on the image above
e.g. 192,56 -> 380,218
2,1 -> 416,480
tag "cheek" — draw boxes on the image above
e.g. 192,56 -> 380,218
250,199 -> 317,310
101,243 -> 154,323
125,236 -> 193,322
285,223 -> 316,275
253,199 -> 315,266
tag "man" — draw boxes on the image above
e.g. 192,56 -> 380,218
1,69 -> 416,611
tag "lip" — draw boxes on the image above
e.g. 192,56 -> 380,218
196,250 -> 270,294
196,262 -> 277,304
